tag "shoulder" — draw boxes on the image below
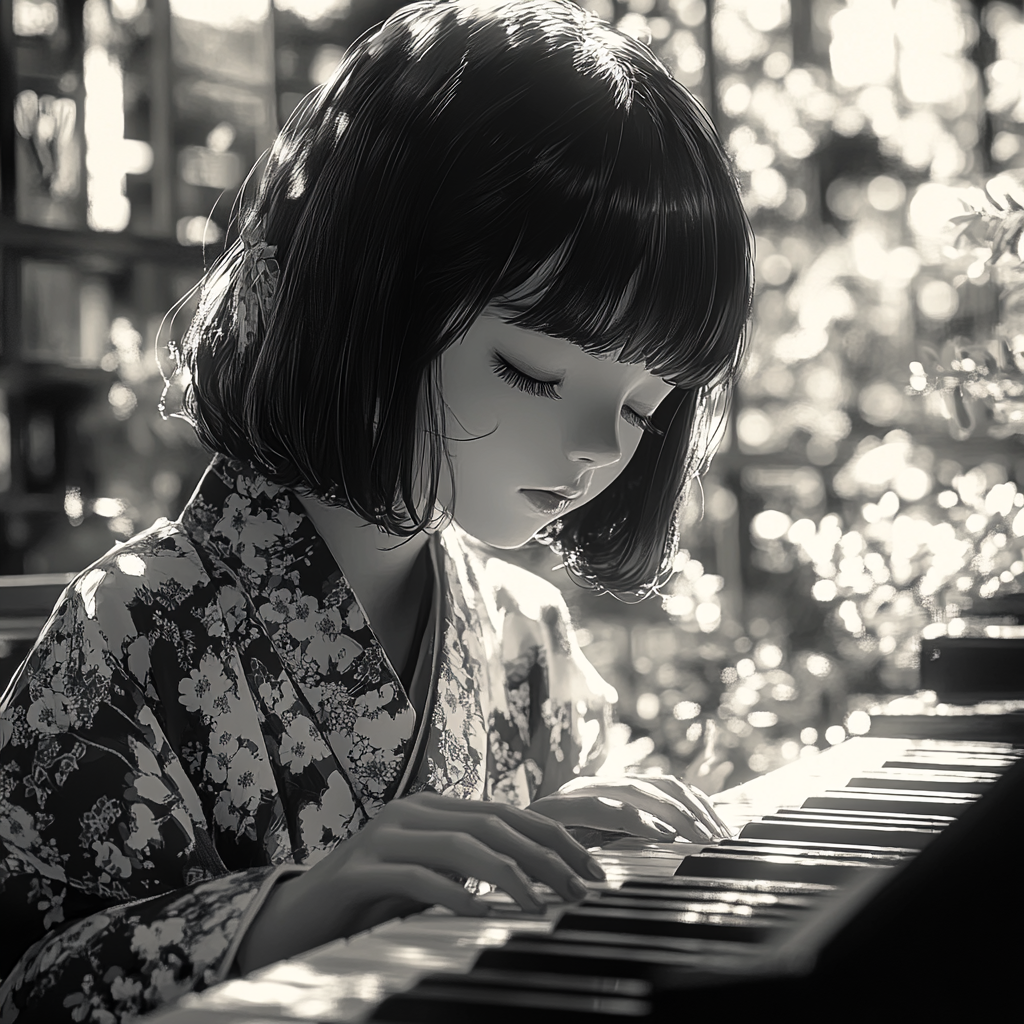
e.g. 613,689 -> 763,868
2,520 -> 220,734
59,519 -> 213,621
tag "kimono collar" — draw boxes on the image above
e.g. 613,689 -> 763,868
178,455 -> 341,603
178,455 -> 493,812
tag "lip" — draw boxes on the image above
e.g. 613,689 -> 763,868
542,483 -> 586,499
519,487 -> 584,516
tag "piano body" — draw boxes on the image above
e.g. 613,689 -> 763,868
147,706 -> 1024,1022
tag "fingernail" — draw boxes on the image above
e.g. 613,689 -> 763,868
694,820 -> 714,840
569,876 -> 588,898
586,858 -> 606,881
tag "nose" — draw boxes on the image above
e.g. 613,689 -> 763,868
565,416 -> 622,470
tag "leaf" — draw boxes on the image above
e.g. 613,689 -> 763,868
985,183 -> 1006,211
990,210 -> 1024,262
952,213 -> 994,248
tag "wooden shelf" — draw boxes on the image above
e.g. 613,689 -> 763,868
0,215 -> 219,268
0,361 -> 116,396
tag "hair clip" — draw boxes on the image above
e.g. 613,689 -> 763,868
237,215 -> 280,353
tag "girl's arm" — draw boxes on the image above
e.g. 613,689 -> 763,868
0,590 -> 298,1021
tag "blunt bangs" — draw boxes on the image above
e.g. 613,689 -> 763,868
406,5 -> 751,393
173,0 -> 753,598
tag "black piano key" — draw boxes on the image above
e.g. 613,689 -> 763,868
515,928 -> 766,959
847,774 -> 994,793
420,968 -> 651,998
803,790 -> 975,816
606,883 -> 823,910
714,838 -> 911,860
580,893 -> 808,923
478,939 -> 697,974
474,935 -> 755,977
767,808 -> 958,828
680,852 -> 892,884
625,875 -> 839,897
555,904 -> 785,943
739,818 -> 939,849
881,757 -> 1016,772
371,981 -> 652,1021
896,740 -> 1022,751
887,746 -> 1015,756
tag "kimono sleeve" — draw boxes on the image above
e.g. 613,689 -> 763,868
0,576 -> 301,1023
483,557 -> 622,800
532,584 -> 622,794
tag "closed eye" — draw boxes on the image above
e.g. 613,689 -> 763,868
491,351 -> 664,437
622,406 -> 664,437
490,353 -> 562,399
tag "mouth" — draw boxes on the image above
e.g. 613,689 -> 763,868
519,488 -> 582,516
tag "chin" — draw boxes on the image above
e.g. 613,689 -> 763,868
452,508 -> 544,551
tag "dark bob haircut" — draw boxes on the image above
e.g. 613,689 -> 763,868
171,0 -> 753,601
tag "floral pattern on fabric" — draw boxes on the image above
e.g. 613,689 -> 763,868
0,455 -> 614,1021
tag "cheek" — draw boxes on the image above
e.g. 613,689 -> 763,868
585,464 -> 626,508
584,430 -> 644,499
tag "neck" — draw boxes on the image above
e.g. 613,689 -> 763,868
296,495 -> 433,600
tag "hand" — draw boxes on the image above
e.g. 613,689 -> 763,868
235,791 -> 605,974
682,720 -> 734,796
529,774 -> 734,843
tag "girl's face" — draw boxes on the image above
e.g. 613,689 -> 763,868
436,309 -> 674,548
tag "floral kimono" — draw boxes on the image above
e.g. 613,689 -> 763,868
0,455 -> 616,1022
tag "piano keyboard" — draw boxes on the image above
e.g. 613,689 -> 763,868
147,731 -> 1023,1023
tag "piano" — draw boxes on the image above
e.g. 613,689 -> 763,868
147,704 -> 1024,1022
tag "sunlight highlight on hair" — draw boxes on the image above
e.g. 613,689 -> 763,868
575,34 -> 634,111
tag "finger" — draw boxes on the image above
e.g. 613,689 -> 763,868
633,776 -> 725,832
542,779 -> 697,837
633,777 -> 732,839
372,827 -> 550,913
593,778 -> 720,840
429,815 -> 592,903
530,793 -> 681,843
640,776 -> 732,837
394,793 -> 604,882
682,779 -> 734,835
346,863 -> 490,924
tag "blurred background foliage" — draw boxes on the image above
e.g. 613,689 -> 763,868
3,0 -> 1024,789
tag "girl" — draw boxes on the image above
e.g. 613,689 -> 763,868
0,0 -> 752,1019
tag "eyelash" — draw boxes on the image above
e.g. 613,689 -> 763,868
621,406 -> 664,437
490,353 -> 664,437
490,353 -> 561,399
